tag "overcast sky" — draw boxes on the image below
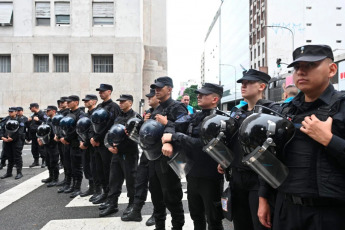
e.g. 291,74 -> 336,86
166,0 -> 220,98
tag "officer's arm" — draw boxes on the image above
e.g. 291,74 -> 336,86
165,104 -> 188,133
11,123 -> 25,142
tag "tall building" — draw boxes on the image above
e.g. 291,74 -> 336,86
0,0 -> 167,116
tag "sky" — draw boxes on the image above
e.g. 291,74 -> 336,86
166,0 -> 221,98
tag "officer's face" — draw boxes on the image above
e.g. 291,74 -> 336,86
67,101 -> 78,110
155,86 -> 171,101
197,93 -> 218,109
17,110 -> 23,116
293,59 -> 336,96
9,111 -> 16,118
241,80 -> 264,100
148,95 -> 159,108
119,100 -> 132,112
99,90 -> 111,100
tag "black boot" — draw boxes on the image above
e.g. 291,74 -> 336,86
80,180 -> 95,197
89,185 -> 102,202
123,198 -> 134,216
0,163 -> 6,170
99,199 -> 111,210
29,159 -> 39,168
47,169 -> 59,187
41,158 -> 46,168
70,179 -> 82,198
15,168 -> 23,180
1,166 -> 13,179
92,188 -> 108,204
42,170 -> 53,183
146,213 -> 156,226
99,198 -> 118,217
56,176 -> 66,186
64,179 -> 75,193
58,177 -> 71,193
121,204 -> 143,222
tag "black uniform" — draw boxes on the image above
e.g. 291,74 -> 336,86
0,116 -> 10,166
107,109 -> 140,207
149,97 -> 188,230
270,84 -> 345,230
171,109 -> 224,230
227,99 -> 279,230
18,115 -> 28,148
92,99 -> 121,195
0,117 -> 24,176
28,110 -> 47,162
57,108 -> 70,166
44,117 -> 60,184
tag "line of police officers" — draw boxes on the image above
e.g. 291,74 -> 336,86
1,44 -> 344,230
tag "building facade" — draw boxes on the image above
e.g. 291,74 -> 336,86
0,0 -> 167,116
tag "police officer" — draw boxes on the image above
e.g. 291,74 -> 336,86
59,95 -> 85,198
0,114 -> 10,169
79,94 -> 100,198
258,45 -> 345,230
99,94 -> 140,217
16,107 -> 28,148
28,103 -> 47,168
39,106 -> 60,187
90,84 -> 121,204
122,89 -> 158,226
218,69 -> 279,230
0,107 -> 25,179
147,76 -> 188,230
162,83 -> 225,230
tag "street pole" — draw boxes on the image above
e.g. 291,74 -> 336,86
263,25 -> 294,51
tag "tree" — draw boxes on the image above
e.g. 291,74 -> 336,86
177,85 -> 200,110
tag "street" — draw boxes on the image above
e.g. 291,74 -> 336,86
0,143 -> 233,230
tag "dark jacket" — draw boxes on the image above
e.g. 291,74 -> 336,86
81,107 -> 96,147
92,99 -> 121,143
28,110 -> 46,134
64,108 -> 85,148
0,117 -> 25,142
276,84 -> 345,201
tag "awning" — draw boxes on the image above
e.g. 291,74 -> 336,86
0,3 -> 13,25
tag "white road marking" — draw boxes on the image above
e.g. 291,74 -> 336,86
66,189 -> 188,207
0,169 -> 63,211
41,214 -> 194,230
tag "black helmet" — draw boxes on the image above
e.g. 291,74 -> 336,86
239,105 -> 295,156
76,117 -> 92,142
5,120 -> 19,135
126,116 -> 144,143
91,108 -> 110,134
52,114 -> 64,126
200,113 -> 235,144
139,119 -> 165,160
59,115 -> 76,137
36,124 -> 51,144
104,124 -> 126,148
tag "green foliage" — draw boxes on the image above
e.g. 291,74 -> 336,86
180,85 -> 200,110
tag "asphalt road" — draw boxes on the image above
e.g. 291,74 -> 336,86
0,143 -> 234,230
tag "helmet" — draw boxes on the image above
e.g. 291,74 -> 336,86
238,105 -> 295,156
5,120 -> 19,136
76,117 -> 92,142
36,124 -> 51,144
91,108 -> 110,134
52,114 -> 64,126
139,119 -> 165,160
126,116 -> 144,144
104,124 -> 126,148
59,115 -> 76,137
239,105 -> 295,188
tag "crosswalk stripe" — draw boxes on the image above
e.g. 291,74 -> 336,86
0,169 -> 63,211
41,214 -> 194,230
66,189 -> 188,207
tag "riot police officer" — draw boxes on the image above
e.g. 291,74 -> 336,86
146,76 -> 188,230
79,94 -> 100,198
122,88 -> 158,226
258,45 -> 345,230
59,95 -> 85,198
218,69 -> 279,230
99,94 -> 140,217
162,83 -> 225,230
39,106 -> 60,187
90,84 -> 121,204
0,114 -> 10,169
0,107 -> 25,179
16,107 -> 28,148
28,103 -> 47,168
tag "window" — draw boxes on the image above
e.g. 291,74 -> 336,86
258,45 -> 260,55
93,55 -> 113,72
262,42 -> 265,54
0,55 -> 10,72
336,40 -> 342,43
250,52 -> 252,61
258,61 -> 261,67
306,23 -> 312,26
336,23 -> 342,26
306,40 -> 312,43
55,2 -> 70,25
306,6 -> 312,9
54,55 -> 69,72
254,63 -> 256,69
93,2 -> 114,25
36,2 -> 50,26
336,7 -> 342,10
254,49 -> 256,58
262,58 -> 265,66
0,2 -> 13,26
34,55 -> 49,72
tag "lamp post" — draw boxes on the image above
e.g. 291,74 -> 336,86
220,64 -> 237,105
263,25 -> 294,51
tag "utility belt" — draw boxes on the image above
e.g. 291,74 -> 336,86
285,194 -> 345,207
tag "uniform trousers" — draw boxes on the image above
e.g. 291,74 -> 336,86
31,132 -> 45,160
94,145 -> 112,191
3,139 -> 23,171
70,146 -> 83,181
83,146 -> 100,186
133,153 -> 150,208
45,144 -> 59,176
63,145 -> 72,179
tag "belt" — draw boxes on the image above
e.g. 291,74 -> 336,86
285,194 -> 345,207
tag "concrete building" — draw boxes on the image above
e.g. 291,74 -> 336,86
0,0 -> 167,116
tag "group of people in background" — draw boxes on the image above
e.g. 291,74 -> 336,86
0,44 -> 344,230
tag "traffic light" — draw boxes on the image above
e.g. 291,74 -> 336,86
276,58 -> 281,68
